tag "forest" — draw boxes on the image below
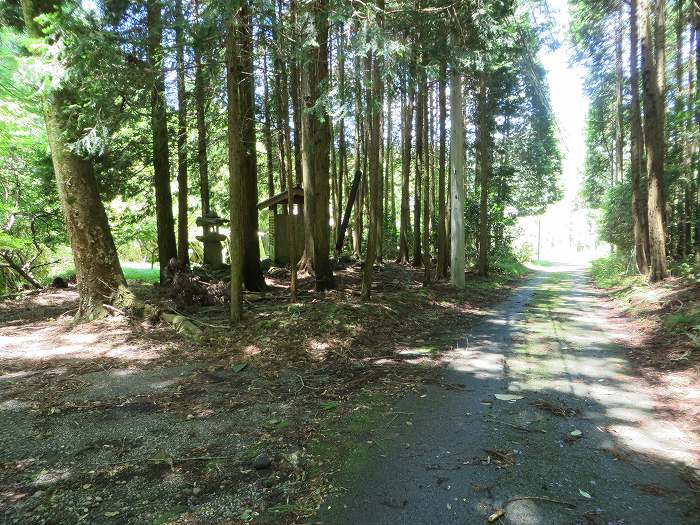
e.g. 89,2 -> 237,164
0,0 -> 561,314
1,0 -> 700,524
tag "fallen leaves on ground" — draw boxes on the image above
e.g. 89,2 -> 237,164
530,398 -> 578,417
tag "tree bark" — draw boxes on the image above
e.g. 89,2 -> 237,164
226,6 -> 247,321
175,0 -> 189,268
437,63 -> 448,279
413,70 -> 423,267
615,8 -> 624,183
397,71 -> 414,264
361,51 -> 380,299
290,0 -> 303,186
192,0 -> 210,217
301,0 -> 335,291
20,0 -> 126,319
229,2 -> 264,291
630,0 -> 649,273
352,52 -> 364,258
449,66 -> 465,288
421,75 -> 431,283
477,71 -> 492,277
146,0 -> 177,282
262,49 -> 275,200
640,0 -> 668,281
336,27 -> 347,236
361,0 -> 384,300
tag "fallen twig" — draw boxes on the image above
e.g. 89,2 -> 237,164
504,495 -> 576,508
530,399 -> 578,417
102,304 -> 127,316
96,455 -> 236,467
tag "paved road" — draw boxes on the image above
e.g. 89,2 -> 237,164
315,265 -> 699,525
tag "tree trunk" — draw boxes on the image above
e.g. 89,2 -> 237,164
449,66 -> 465,288
290,1 -> 303,186
437,64 -> 448,279
336,27 -> 347,236
413,71 -> 423,267
225,5 -> 249,321
20,0 -> 126,319
361,10 -> 383,300
229,3 -> 264,291
421,76 -> 431,283
630,0 -> 649,274
193,0 -> 210,217
397,71 -> 414,264
272,0 -> 291,193
262,49 -> 275,199
301,0 -> 335,291
352,52 -> 364,258
477,71 -> 491,277
175,0 -> 189,268
146,0 -> 177,282
385,93 -> 395,252
694,6 -> 700,255
641,0 -> 668,281
281,123 -> 298,301
615,8 -> 624,183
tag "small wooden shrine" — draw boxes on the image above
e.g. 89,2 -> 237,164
257,186 -> 305,265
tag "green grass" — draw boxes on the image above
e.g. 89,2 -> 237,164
52,262 -> 160,284
590,253 -> 645,289
122,264 -> 160,283
491,253 -> 529,277
530,259 -> 557,267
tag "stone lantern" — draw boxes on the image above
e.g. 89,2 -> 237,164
196,211 -> 229,268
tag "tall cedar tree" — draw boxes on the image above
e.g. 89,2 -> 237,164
477,70 -> 493,277
146,0 -> 177,281
630,0 -> 649,273
175,0 -> 189,267
437,64 -> 448,279
301,0 -> 335,290
19,0 -> 126,318
193,0 -> 210,215
398,69 -> 414,264
231,1 -> 264,291
449,64 -> 465,288
640,0 -> 668,280
361,0 -> 384,300
226,2 -> 253,320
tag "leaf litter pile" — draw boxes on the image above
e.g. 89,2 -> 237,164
0,262 -> 521,524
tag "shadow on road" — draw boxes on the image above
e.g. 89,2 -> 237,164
315,264 -> 700,525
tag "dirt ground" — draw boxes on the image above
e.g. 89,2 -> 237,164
598,276 -> 700,457
0,263 -> 520,525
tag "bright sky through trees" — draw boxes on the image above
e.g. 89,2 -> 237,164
517,0 -> 606,262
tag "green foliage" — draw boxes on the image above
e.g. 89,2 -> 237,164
1,0 -> 564,295
664,307 -> 700,332
669,259 -> 700,282
590,253 -> 642,288
598,182 -> 634,251
0,28 -> 66,294
572,0 -> 700,263
490,251 -> 529,277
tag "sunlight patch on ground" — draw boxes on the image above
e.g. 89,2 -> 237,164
515,271 -> 700,470
0,321 -> 164,361
451,349 -> 503,380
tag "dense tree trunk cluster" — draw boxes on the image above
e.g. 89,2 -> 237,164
573,0 -> 700,281
11,0 -> 562,320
